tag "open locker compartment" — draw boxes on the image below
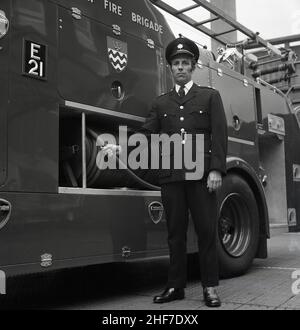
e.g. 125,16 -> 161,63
58,104 -> 160,191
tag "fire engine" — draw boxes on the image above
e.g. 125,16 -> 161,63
0,0 -> 299,281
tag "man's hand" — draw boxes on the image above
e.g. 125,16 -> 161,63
207,170 -> 222,193
101,144 -> 122,158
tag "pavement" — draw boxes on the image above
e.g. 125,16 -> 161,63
1,232 -> 300,310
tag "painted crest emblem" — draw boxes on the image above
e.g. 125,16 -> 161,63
41,253 -> 53,268
107,36 -> 128,73
148,201 -> 164,225
112,24 -> 121,36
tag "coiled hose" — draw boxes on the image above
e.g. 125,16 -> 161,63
85,128 -> 160,191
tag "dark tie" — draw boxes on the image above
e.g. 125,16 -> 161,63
178,86 -> 185,98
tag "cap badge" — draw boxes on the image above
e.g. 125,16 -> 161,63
177,44 -> 184,49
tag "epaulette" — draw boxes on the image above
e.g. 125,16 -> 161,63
157,90 -> 171,98
158,92 -> 167,98
197,84 -> 216,90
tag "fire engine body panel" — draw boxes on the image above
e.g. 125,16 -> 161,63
0,0 -> 299,277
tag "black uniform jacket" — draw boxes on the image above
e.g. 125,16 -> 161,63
141,83 -> 228,184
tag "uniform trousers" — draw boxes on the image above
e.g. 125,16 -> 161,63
161,179 -> 219,289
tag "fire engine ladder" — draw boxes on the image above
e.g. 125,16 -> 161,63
150,0 -> 281,56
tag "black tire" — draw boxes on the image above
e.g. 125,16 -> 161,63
217,174 -> 260,278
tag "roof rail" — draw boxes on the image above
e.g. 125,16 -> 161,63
150,0 -> 281,56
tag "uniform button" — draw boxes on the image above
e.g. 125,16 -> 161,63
164,114 -> 167,117
199,111 -> 203,114
180,106 -> 184,110
180,117 -> 184,122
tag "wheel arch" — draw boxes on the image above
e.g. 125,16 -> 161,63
226,157 -> 269,259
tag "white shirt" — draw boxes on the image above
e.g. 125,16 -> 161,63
175,80 -> 194,96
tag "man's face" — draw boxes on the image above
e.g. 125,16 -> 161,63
171,55 -> 194,86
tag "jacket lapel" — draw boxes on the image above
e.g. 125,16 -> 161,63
169,88 -> 181,105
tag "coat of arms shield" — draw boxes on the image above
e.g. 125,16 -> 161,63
107,36 -> 128,73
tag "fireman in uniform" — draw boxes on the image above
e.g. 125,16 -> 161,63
103,37 -> 227,307
148,37 -> 227,308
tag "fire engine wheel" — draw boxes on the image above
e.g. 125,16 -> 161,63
217,174 -> 259,278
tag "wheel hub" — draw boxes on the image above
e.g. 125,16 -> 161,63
219,193 -> 252,258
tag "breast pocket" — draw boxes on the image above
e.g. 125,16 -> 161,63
188,107 -> 210,129
159,112 -> 176,131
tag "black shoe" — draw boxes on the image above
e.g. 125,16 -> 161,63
153,288 -> 185,304
203,287 -> 221,308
